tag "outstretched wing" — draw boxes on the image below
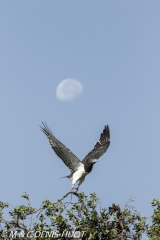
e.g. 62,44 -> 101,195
40,122 -> 82,173
82,125 -> 110,164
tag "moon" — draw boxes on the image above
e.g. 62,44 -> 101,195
56,78 -> 83,102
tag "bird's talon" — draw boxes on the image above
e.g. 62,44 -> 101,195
70,186 -> 74,192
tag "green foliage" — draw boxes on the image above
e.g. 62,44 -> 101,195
147,199 -> 160,240
0,192 -> 159,239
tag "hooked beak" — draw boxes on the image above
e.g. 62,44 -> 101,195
91,158 -> 98,163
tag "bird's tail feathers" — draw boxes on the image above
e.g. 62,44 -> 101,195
60,175 -> 68,179
61,174 -> 72,179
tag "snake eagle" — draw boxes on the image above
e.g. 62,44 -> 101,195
40,122 -> 110,191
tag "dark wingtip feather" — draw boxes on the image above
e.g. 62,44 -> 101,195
106,125 -> 110,140
104,125 -> 110,141
40,121 -> 53,136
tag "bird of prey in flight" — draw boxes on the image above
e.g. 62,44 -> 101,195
40,122 -> 110,191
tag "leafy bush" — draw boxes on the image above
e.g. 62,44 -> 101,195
0,192 -> 159,239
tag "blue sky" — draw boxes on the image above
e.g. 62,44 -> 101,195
1,0 -> 160,224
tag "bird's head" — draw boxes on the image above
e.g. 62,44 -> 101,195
89,158 -> 98,164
